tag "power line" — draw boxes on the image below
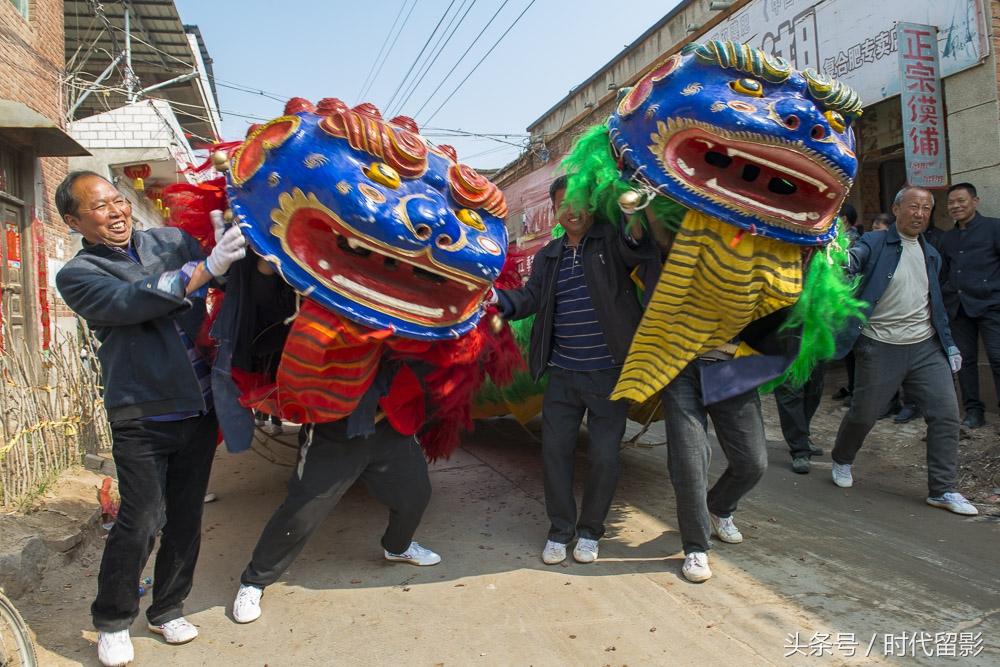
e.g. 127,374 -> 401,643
383,0 -> 458,113
359,0 -> 420,102
421,0 -> 537,124
356,0 -> 411,102
389,0 -> 479,118
409,0 -> 512,120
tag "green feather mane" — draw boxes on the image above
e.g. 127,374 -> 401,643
760,222 -> 866,391
560,124 -> 686,230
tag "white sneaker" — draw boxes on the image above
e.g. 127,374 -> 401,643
384,541 -> 441,566
682,551 -> 712,583
254,415 -> 265,427
262,422 -> 283,436
572,538 -> 599,563
233,584 -> 263,623
97,630 -> 134,666
832,462 -> 854,488
147,617 -> 198,644
541,540 -> 567,565
927,492 -> 979,516
709,513 -> 743,544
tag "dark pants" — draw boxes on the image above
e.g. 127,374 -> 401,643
660,360 -> 768,554
844,350 -> 856,393
92,412 -> 218,632
950,305 -> 1000,413
241,420 -> 431,588
541,366 -> 628,544
832,336 -> 959,496
774,365 -> 825,458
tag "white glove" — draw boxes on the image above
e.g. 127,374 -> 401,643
206,224 -> 247,277
947,346 -> 962,374
209,209 -> 227,244
484,287 -> 500,306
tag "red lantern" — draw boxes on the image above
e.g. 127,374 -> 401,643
123,164 -> 151,192
145,185 -> 164,210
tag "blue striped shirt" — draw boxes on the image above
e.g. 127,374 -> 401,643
549,245 -> 615,371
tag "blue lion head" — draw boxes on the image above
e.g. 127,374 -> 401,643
609,41 -> 861,246
225,99 -> 508,340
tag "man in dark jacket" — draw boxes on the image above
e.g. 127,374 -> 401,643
55,171 -> 246,666
939,182 -> 1000,429
830,186 -> 977,516
495,175 -> 655,566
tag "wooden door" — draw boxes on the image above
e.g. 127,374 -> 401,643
0,202 -> 26,346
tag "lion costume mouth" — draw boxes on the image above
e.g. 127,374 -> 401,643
272,189 -> 489,329
651,118 -> 849,235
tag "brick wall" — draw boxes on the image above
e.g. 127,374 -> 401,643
1,0 -> 74,325
69,100 -> 191,150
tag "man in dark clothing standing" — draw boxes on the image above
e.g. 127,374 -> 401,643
55,171 -> 246,666
939,182 -> 1000,429
830,186 -> 977,517
495,176 -> 656,565
775,368 -> 825,473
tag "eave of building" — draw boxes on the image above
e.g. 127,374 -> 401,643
64,0 -> 222,146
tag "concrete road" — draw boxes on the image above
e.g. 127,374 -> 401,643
19,416 -> 1000,666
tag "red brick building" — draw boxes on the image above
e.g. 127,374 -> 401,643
0,0 -> 88,355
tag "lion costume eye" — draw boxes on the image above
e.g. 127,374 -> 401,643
456,208 -> 485,231
729,78 -> 764,98
364,162 -> 401,188
824,110 -> 846,133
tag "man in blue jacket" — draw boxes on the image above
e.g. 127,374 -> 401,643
55,171 -> 246,666
830,186 -> 977,516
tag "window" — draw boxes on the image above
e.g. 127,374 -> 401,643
8,0 -> 28,19
0,140 -> 24,201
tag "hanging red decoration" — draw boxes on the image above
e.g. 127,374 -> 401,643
123,164 -> 151,191
32,219 -> 50,351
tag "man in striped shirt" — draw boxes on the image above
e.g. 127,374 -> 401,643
496,176 -> 657,565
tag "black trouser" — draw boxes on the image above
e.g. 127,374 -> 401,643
241,420 -> 431,588
844,350 -> 856,393
774,365 -> 825,458
92,412 -> 217,632
950,305 -> 1000,413
541,366 -> 628,544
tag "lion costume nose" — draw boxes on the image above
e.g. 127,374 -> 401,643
405,196 -> 463,248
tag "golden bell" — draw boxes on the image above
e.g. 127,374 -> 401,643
223,209 -> 234,223
618,189 -> 642,215
211,151 -> 230,172
488,313 -> 504,335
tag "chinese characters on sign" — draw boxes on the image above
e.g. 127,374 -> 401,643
702,0 -> 985,108
897,23 -> 948,188
824,29 -> 897,78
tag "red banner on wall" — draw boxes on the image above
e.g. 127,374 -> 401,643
4,222 -> 20,269
33,219 -> 50,351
